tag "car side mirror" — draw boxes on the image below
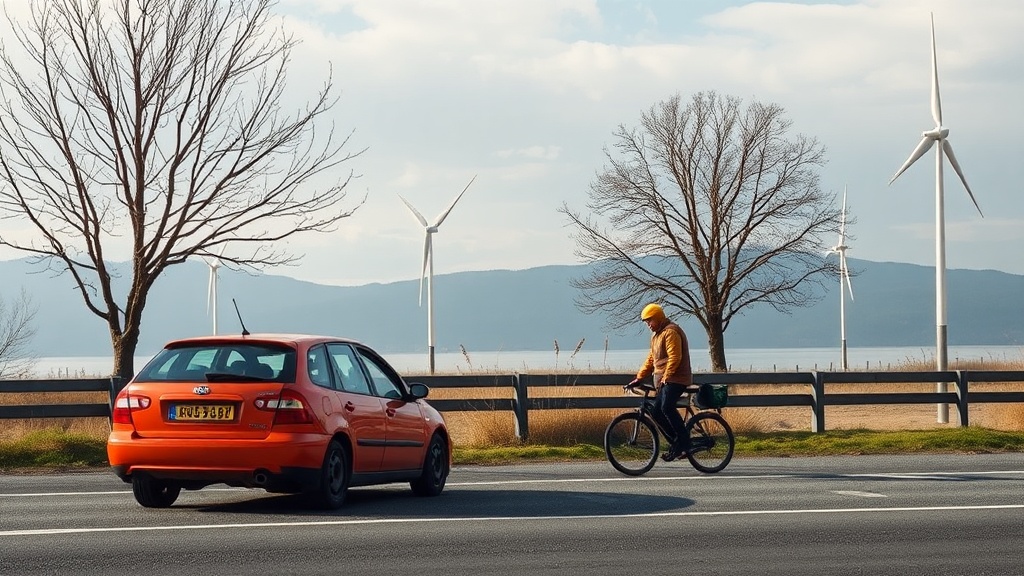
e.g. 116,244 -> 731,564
407,382 -> 429,400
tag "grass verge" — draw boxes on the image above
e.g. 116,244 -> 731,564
4,427 -> 1024,472
0,430 -> 110,471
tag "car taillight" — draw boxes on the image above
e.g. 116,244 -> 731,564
255,390 -> 314,425
111,391 -> 151,425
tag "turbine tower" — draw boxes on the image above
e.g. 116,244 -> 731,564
826,187 -> 854,371
888,13 -> 983,422
204,246 -> 226,335
399,175 -> 477,374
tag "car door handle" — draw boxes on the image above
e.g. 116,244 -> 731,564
386,408 -> 396,417
344,402 -> 356,412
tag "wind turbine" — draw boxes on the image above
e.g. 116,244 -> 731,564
888,13 -> 983,423
826,187 -> 854,371
398,175 -> 477,374
204,246 -> 226,335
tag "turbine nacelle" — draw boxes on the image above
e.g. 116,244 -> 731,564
888,13 -> 983,218
826,186 -> 854,302
399,175 -> 477,307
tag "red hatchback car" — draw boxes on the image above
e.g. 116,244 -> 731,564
107,334 -> 451,509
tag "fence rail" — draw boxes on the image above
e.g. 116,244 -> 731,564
2,371 -> 1023,439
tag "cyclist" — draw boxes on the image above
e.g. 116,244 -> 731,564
628,303 -> 693,462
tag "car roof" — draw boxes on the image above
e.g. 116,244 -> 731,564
162,333 -> 368,349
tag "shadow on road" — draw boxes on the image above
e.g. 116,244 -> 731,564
188,486 -> 692,518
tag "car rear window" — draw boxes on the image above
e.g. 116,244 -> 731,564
134,343 -> 297,383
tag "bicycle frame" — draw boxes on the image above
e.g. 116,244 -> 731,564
630,383 -> 702,444
605,381 -> 734,476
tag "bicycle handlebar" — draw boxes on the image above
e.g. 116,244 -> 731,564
623,382 -> 656,395
624,382 -> 702,395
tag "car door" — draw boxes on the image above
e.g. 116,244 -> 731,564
354,346 -> 428,472
310,344 -> 385,473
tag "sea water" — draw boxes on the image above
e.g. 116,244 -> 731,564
30,344 -> 1024,377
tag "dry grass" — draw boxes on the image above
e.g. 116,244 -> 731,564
430,380 -> 785,447
428,356 -> 1024,446
0,391 -> 111,441
3,357 -> 1023,446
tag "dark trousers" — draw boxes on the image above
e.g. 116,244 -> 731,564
653,383 -> 689,450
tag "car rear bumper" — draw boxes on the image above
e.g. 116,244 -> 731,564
107,431 -> 328,492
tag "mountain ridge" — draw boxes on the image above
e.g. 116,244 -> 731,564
1,256 -> 1022,358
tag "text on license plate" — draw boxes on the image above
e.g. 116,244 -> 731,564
170,404 -> 235,421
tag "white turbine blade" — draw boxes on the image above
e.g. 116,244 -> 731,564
930,13 -> 942,127
942,140 -> 984,217
434,174 -> 476,227
841,254 -> 854,301
840,186 -> 848,240
888,137 -> 935,184
207,266 -> 215,314
398,194 -> 429,227
417,233 -> 431,306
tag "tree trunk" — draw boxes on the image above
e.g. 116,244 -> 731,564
706,319 -> 728,373
110,327 -> 140,383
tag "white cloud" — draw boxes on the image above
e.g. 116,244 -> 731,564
3,0 -> 1023,285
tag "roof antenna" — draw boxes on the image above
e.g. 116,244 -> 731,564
232,298 -> 250,336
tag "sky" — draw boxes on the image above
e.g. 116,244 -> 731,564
2,0 -> 1023,287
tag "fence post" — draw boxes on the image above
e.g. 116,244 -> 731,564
108,376 -> 127,421
811,371 -> 825,433
513,373 -> 530,441
955,371 -> 969,427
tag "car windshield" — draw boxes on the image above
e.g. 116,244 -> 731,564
134,342 -> 296,383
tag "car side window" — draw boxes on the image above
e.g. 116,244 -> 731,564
306,345 -> 333,389
326,343 -> 372,395
356,348 -> 405,400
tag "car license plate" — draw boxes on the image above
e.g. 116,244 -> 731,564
170,404 -> 235,421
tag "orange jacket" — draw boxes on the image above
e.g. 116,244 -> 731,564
636,320 -> 692,388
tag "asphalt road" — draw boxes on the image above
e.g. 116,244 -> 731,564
2,454 -> 1023,576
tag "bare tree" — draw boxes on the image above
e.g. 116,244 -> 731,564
560,92 -> 841,372
0,289 -> 37,378
0,0 -> 364,379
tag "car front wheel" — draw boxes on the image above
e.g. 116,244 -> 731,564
410,433 -> 449,497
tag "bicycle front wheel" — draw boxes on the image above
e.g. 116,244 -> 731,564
685,411 -> 735,473
604,413 -> 660,476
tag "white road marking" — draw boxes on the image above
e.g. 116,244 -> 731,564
3,504 -> 1024,537
832,490 -> 887,498
0,487 -> 244,498
450,469 -> 1024,486
3,469 -> 1024,497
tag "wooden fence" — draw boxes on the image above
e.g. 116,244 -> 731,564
2,371 -> 1023,439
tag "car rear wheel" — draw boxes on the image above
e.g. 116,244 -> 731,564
132,476 -> 182,508
410,433 -> 448,497
308,439 -> 349,510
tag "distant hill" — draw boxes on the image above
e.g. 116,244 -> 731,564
1,256 -> 1022,358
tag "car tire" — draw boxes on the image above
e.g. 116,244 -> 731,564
309,439 -> 350,510
410,433 -> 448,497
132,476 -> 182,508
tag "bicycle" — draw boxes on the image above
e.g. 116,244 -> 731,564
604,381 -> 735,476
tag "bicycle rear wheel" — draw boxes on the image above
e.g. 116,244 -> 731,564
604,413 -> 659,476
685,411 -> 734,473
